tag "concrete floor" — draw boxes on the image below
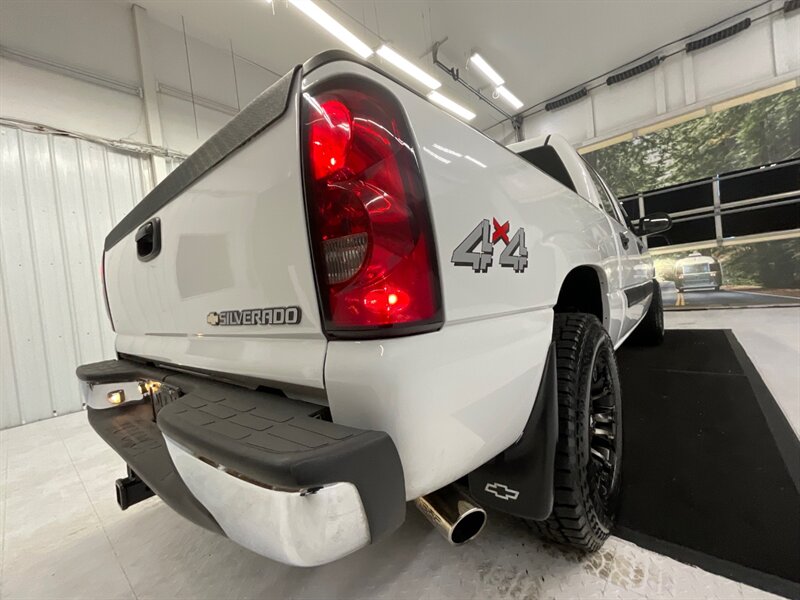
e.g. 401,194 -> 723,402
1,308 -> 797,600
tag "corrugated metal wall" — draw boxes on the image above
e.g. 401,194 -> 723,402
0,124 -> 154,428
164,156 -> 183,174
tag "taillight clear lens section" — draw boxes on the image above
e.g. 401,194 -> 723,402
323,232 -> 368,284
302,76 -> 442,337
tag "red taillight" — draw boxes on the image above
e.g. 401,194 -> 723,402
308,99 -> 352,180
101,252 -> 115,331
302,77 -> 442,337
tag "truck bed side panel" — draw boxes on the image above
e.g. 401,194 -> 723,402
302,60 -> 620,329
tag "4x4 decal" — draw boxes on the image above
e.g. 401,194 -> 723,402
452,218 -> 528,273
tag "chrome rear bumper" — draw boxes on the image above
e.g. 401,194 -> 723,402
76,359 -> 405,567
81,380 -> 145,410
165,437 -> 370,566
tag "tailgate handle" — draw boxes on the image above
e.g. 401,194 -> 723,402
135,218 -> 161,262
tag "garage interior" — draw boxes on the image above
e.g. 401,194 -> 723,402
1,1 -> 799,599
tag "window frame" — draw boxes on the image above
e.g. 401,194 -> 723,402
584,160 -> 633,229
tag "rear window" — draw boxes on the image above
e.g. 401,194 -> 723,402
680,264 -> 710,274
516,146 -> 576,192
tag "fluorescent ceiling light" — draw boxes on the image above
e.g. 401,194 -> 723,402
377,45 -> 441,90
469,53 -> 504,86
428,91 -> 476,121
289,0 -> 373,59
432,143 -> 462,157
496,86 -> 523,110
423,147 -> 451,164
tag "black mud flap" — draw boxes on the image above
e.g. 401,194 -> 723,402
467,342 -> 558,520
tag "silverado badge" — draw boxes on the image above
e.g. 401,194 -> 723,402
206,306 -> 301,326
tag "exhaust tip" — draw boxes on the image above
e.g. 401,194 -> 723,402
415,485 -> 487,546
449,507 -> 487,545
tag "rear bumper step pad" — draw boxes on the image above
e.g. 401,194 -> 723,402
88,403 -> 223,533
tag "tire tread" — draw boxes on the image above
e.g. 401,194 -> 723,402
529,313 -> 618,552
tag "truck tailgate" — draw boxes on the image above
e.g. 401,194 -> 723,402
103,67 -> 326,395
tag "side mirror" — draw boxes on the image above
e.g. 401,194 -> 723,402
636,212 -> 672,237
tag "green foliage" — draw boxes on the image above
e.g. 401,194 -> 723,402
584,88 -> 800,197
588,87 -> 800,295
654,239 -> 800,288
718,239 -> 800,288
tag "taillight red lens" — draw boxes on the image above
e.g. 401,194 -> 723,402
302,77 -> 442,337
308,99 -> 351,180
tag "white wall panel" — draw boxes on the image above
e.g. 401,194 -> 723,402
0,59 -> 148,144
0,127 -> 52,424
235,58 -> 280,107
523,98 -> 591,145
165,156 -> 184,175
78,141 -> 119,359
18,131 -> 81,418
692,20 -> 774,101
52,137 -> 108,369
184,34 -> 240,108
592,72 -> 658,133
0,125 -> 152,428
0,0 -> 139,84
105,152 -> 138,224
0,4 -> 274,157
663,59 -> 686,112
0,270 -> 22,429
513,7 -> 800,147
149,18 -> 203,95
157,94 -> 235,155
776,10 -> 800,72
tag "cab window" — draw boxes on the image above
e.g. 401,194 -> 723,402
598,175 -> 634,230
583,160 -> 630,227
586,164 -> 622,223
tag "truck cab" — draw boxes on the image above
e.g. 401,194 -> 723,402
509,134 -> 656,344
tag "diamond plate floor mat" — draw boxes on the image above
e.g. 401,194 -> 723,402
616,329 -> 800,599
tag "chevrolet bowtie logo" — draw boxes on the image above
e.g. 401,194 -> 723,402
484,482 -> 520,501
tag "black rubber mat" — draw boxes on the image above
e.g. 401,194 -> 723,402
616,330 -> 800,599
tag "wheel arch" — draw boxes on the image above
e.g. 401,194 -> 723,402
553,265 -> 609,329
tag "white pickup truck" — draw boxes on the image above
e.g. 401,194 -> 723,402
76,50 -> 671,567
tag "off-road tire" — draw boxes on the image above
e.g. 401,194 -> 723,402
627,280 -> 664,346
529,313 -> 622,552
